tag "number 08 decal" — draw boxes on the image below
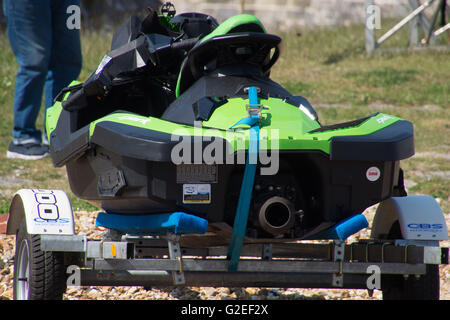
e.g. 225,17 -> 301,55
13,189 -> 74,235
33,190 -> 60,221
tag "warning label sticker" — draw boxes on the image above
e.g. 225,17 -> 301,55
183,184 -> 211,204
366,166 -> 381,182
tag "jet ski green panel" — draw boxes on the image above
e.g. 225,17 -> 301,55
202,97 -> 320,132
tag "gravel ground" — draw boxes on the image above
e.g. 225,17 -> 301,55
1,205 -> 448,300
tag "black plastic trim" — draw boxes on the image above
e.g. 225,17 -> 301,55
48,107 -> 91,167
90,121 -> 232,163
330,120 -> 414,161
90,121 -> 177,162
50,126 -> 90,167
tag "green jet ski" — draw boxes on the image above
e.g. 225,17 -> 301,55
46,5 -> 414,243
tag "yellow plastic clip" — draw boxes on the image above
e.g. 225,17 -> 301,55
177,256 -> 183,274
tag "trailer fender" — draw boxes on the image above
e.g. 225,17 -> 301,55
6,189 -> 75,236
371,195 -> 448,240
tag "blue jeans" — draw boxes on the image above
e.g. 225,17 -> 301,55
3,0 -> 82,144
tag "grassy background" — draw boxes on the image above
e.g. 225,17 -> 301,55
0,20 -> 449,215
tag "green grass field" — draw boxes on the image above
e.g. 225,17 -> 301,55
0,20 -> 449,215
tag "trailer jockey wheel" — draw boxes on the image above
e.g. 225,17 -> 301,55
381,221 -> 440,300
13,221 -> 67,300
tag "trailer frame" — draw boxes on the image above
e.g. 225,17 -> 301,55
40,232 -> 448,290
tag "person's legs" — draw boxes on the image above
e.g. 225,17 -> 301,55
46,0 -> 82,105
4,0 -> 52,158
43,0 -> 82,143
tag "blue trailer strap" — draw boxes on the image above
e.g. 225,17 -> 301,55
95,211 -> 208,236
227,86 -> 260,271
307,214 -> 369,240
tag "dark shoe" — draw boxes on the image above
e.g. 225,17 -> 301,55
6,141 -> 49,160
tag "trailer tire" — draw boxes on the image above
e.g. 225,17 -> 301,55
381,221 -> 440,300
13,221 -> 67,300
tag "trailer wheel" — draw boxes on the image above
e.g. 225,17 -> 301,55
13,221 -> 67,300
381,221 -> 440,300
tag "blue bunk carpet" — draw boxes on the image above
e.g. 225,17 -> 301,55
307,214 -> 369,240
95,211 -> 208,236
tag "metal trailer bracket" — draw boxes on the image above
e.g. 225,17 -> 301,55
332,240 -> 345,287
167,232 -> 185,285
